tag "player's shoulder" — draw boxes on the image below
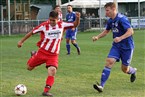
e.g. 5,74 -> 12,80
117,13 -> 128,21
72,11 -> 76,14
107,18 -> 112,24
72,12 -> 76,16
40,20 -> 49,26
66,12 -> 69,15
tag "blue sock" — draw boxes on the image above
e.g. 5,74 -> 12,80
100,67 -> 111,87
127,66 -> 136,74
66,44 -> 70,54
72,43 -> 79,50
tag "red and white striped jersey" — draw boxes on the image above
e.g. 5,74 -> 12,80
32,20 -> 74,54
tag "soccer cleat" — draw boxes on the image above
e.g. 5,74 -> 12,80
66,53 -> 70,55
93,82 -> 103,93
130,68 -> 137,82
42,92 -> 53,97
30,51 -> 36,56
77,47 -> 81,55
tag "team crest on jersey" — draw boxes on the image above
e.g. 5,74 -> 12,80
115,22 -> 118,27
112,21 -> 119,33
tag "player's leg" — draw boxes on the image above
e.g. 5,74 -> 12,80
93,46 -> 119,92
121,49 -> 137,82
42,66 -> 56,96
65,30 -> 71,55
93,58 -> 116,92
27,51 -> 45,71
71,30 -> 80,55
66,38 -> 71,55
42,55 -> 58,96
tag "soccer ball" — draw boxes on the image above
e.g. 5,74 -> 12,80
14,84 -> 27,96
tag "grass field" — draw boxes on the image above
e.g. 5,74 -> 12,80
0,29 -> 145,97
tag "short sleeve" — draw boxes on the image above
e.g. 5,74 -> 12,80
32,21 -> 48,34
120,17 -> 132,30
32,25 -> 44,34
62,22 -> 74,29
73,13 -> 76,21
105,20 -> 111,30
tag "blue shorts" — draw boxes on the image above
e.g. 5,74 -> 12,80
108,45 -> 134,66
65,28 -> 77,40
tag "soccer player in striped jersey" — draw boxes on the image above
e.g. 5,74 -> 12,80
17,11 -> 80,96
30,5 -> 63,56
92,2 -> 137,93
65,5 -> 81,55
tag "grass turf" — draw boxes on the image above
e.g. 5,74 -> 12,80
0,29 -> 145,97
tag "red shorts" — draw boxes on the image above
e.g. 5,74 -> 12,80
27,49 -> 58,68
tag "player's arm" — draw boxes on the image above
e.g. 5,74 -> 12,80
17,31 -> 33,48
17,22 -> 45,48
114,17 -> 134,43
73,12 -> 80,27
114,28 -> 134,43
92,30 -> 110,42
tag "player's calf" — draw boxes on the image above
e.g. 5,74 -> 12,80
77,47 -> 81,55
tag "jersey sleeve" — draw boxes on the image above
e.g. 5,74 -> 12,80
105,20 -> 112,30
62,22 -> 74,29
32,21 -> 47,34
32,25 -> 44,34
120,17 -> 132,30
66,14 -> 68,21
73,13 -> 76,21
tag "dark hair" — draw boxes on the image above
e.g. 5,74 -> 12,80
67,5 -> 72,8
54,5 -> 60,10
49,10 -> 58,18
104,2 -> 116,8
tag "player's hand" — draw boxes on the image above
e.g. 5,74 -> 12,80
71,28 -> 75,31
92,36 -> 99,42
17,41 -> 23,48
75,12 -> 81,18
113,37 -> 122,43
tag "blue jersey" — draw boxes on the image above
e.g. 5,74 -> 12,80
66,11 -> 76,22
106,13 -> 134,49
65,11 -> 78,40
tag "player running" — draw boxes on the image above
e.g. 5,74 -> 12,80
65,5 -> 81,55
92,2 -> 137,92
17,11 -> 80,96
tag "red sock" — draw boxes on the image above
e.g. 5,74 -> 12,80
44,76 -> 54,92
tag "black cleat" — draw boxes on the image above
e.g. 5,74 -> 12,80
66,53 -> 70,55
130,68 -> 137,82
42,92 -> 53,97
30,51 -> 36,56
77,47 -> 81,55
93,82 -> 103,93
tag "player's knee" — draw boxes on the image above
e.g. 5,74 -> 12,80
71,40 -> 76,44
121,65 -> 129,73
48,66 -> 57,76
27,65 -> 34,71
105,58 -> 115,68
